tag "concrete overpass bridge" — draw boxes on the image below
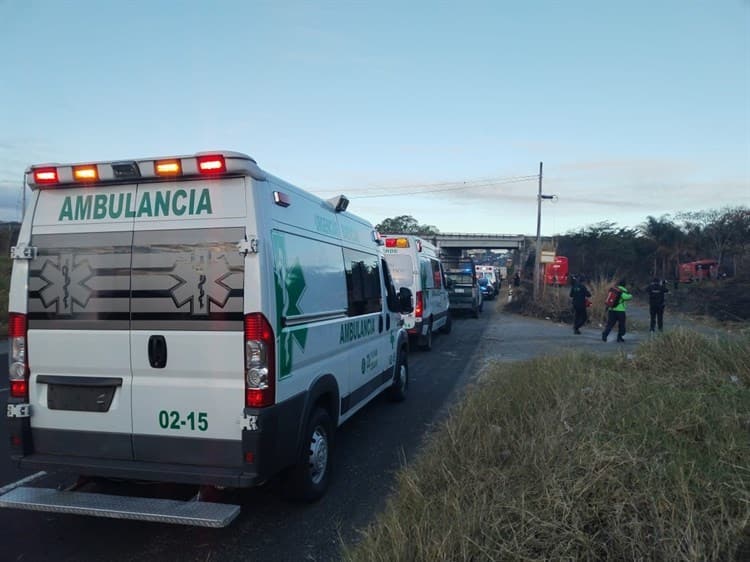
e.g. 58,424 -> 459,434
428,233 -> 527,258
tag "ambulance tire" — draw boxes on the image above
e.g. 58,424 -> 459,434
285,407 -> 334,502
387,349 -> 409,402
439,313 -> 452,334
417,320 -> 433,351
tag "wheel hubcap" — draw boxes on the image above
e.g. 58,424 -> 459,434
308,426 -> 328,485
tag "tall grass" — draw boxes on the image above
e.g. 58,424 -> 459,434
504,278 -> 620,328
343,330 -> 750,561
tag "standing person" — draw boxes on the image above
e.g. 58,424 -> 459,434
602,279 -> 633,343
569,275 -> 592,334
647,278 -> 669,332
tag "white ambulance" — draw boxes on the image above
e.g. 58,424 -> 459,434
475,265 -> 500,292
381,235 -> 451,350
2,151 -> 413,527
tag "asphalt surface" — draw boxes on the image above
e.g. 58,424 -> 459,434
0,294 -> 711,561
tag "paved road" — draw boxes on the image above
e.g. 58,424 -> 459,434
0,305 -> 495,562
0,296 -> 721,561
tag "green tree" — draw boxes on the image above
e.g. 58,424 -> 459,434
557,221 -> 642,282
678,207 -> 749,273
375,215 -> 439,236
639,214 -> 684,279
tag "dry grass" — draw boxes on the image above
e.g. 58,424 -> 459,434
504,278 -> 622,328
343,330 -> 750,561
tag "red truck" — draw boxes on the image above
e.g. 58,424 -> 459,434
544,256 -> 569,285
679,260 -> 718,283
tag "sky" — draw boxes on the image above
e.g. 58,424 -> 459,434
0,0 -> 748,236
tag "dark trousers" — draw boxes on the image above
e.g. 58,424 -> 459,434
649,305 -> 665,331
602,310 -> 626,340
573,306 -> 587,331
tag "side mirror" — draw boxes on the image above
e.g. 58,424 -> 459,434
446,278 -> 454,289
398,287 -> 413,313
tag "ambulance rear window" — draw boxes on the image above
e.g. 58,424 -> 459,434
387,254 -> 413,289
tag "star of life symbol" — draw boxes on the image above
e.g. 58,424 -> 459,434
39,254 -> 95,316
169,249 -> 238,316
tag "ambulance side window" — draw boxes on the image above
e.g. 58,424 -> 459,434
344,249 -> 382,316
430,259 -> 442,289
381,258 -> 398,310
421,260 -> 433,289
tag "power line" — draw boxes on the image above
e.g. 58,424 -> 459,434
355,176 -> 538,199
316,174 -> 539,199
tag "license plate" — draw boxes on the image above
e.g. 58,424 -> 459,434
453,288 -> 464,293
47,384 -> 116,412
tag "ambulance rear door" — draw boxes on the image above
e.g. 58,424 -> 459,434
27,184 -> 137,460
129,177 -> 248,468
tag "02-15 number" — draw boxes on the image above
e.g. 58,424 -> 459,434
158,410 -> 208,431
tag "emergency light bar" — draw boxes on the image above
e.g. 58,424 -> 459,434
25,151 -> 265,189
33,168 -> 58,185
155,160 -> 181,176
385,238 -> 410,248
73,165 -> 99,182
197,155 -> 226,174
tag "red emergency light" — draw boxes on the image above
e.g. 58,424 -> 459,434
197,155 -> 226,175
33,168 -> 58,185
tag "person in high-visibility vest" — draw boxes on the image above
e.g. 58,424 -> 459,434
602,280 -> 633,342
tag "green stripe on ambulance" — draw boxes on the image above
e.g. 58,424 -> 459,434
58,188 -> 213,221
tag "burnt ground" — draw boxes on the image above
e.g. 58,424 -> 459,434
670,276 -> 750,323
506,276 -> 750,328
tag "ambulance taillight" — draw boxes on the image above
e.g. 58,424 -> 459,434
414,291 -> 423,318
244,313 -> 275,408
8,313 -> 28,399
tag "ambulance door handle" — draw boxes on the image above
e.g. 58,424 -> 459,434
148,335 -> 168,369
386,314 -> 390,330
378,315 -> 383,333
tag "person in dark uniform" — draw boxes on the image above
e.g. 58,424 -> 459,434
569,275 -> 591,334
647,277 -> 669,332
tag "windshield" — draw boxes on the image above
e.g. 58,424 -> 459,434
385,254 -> 414,289
446,272 -> 473,286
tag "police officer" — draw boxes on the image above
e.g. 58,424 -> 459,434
647,277 -> 669,332
569,275 -> 591,334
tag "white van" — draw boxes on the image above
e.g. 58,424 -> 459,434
381,235 -> 451,350
3,151 -> 413,527
475,265 -> 499,291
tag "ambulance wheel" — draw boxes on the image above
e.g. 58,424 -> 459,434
388,349 -> 408,402
417,320 -> 433,351
440,313 -> 452,334
285,408 -> 333,502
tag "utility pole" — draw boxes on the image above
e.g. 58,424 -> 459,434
533,162 -> 556,300
534,162 -> 543,300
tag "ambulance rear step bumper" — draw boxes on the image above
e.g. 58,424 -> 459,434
0,485 -> 240,528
